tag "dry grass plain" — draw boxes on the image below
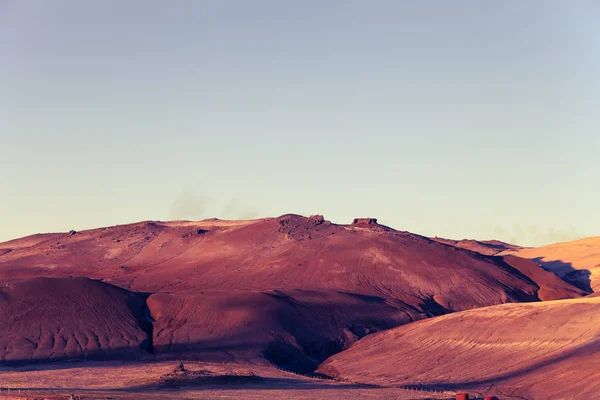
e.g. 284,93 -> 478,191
0,361 -> 455,400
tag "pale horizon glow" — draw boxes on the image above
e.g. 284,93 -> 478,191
1,1 -> 599,246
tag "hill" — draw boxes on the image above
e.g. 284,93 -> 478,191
0,277 -> 151,363
0,215 -> 584,370
318,296 -> 600,399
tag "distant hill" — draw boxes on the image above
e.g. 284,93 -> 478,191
500,236 -> 600,293
0,215 -> 584,370
431,237 -> 522,256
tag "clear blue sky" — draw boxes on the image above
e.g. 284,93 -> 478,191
1,1 -> 598,246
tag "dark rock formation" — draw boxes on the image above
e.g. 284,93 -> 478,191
351,218 -> 378,225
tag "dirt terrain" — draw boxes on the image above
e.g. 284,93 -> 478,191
0,215 -> 594,399
0,215 -> 583,371
318,296 -> 600,399
0,361 -> 455,400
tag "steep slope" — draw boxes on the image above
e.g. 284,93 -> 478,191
432,237 -> 522,256
0,215 -> 584,370
501,236 -> 600,293
318,297 -> 600,400
0,277 -> 151,363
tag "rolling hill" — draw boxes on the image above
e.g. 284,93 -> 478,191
317,296 -> 600,399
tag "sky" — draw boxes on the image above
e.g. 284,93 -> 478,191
1,1 -> 598,246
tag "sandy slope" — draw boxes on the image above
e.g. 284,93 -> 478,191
0,215 -> 584,371
318,296 -> 600,399
501,236 -> 600,293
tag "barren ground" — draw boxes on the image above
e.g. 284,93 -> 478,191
0,361 -> 455,400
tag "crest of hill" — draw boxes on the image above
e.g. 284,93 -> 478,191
0,214 -> 579,301
0,215 -> 585,370
317,296 -> 600,400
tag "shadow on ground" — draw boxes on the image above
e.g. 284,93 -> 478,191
531,257 -> 592,293
1,375 -> 379,393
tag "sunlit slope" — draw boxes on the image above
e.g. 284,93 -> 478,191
318,296 -> 600,399
502,236 -> 600,293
